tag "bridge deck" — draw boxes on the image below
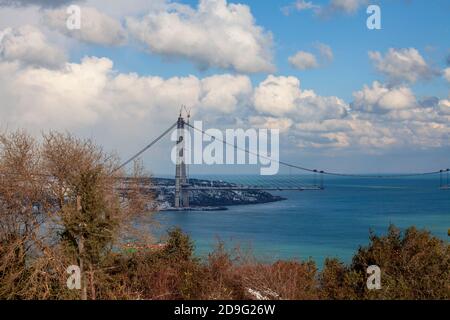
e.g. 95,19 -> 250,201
117,185 -> 322,191
185,186 -> 322,191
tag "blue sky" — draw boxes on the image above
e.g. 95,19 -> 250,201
0,0 -> 449,174
74,0 -> 450,100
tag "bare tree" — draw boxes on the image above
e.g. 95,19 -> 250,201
41,132 -> 152,300
0,130 -> 153,299
0,130 -> 50,298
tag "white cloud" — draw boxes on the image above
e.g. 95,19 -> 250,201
0,28 -> 448,155
283,0 -> 367,16
281,0 -> 320,15
0,57 -> 449,154
315,42 -> 333,62
253,75 -> 302,116
293,112 -> 449,150
43,6 -> 127,46
288,51 -> 319,70
252,76 -> 450,150
0,25 -> 66,68
369,48 -> 437,84
444,67 -> 450,83
199,74 -> 252,113
288,44 -> 333,70
439,99 -> 450,115
328,0 -> 366,14
0,6 -> 42,30
0,0 -> 74,7
0,55 -> 254,131
0,57 -> 112,128
249,116 -> 293,133
352,81 -> 417,113
85,0 -> 163,17
304,118 -> 408,149
126,0 -> 274,73
293,0 -> 319,11
253,75 -> 348,122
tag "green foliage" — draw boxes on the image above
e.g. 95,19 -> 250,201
320,258 -> 355,299
320,225 -> 449,300
162,227 -> 195,261
350,225 -> 450,299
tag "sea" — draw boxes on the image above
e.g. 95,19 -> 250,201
149,175 -> 450,268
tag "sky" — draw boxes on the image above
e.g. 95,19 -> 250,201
0,0 -> 449,175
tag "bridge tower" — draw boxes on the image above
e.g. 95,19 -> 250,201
174,114 -> 190,208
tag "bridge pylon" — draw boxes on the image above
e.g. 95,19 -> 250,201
174,114 -> 190,208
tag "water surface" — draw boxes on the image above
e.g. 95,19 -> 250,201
150,175 -> 450,267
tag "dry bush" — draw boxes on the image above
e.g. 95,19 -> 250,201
0,130 -> 50,299
0,130 -> 153,300
199,242 -> 246,300
104,228 -> 206,300
235,260 -> 319,300
64,226 -> 450,300
92,226 -> 450,301
41,132 -> 153,300
197,242 -> 319,300
319,258 -> 358,300
1,130 -> 449,301
10,245 -> 79,300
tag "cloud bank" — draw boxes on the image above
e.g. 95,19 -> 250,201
282,0 -> 368,16
288,43 -> 333,70
0,0 -> 76,7
126,0 -> 274,73
0,2 -> 449,160
43,6 -> 127,46
0,25 -> 66,68
369,48 -> 438,84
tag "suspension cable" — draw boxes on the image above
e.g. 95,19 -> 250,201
0,120 -> 447,180
185,122 -> 447,179
113,122 -> 177,173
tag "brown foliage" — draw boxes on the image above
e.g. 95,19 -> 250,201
0,130 -> 152,300
0,130 -> 448,300
0,131 -> 50,299
107,226 -> 448,300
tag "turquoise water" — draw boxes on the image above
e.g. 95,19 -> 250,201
151,175 -> 450,267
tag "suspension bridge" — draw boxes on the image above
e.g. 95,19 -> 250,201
1,112 -> 447,209
113,112 -> 449,208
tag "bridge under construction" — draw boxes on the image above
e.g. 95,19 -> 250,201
112,112 -> 449,208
